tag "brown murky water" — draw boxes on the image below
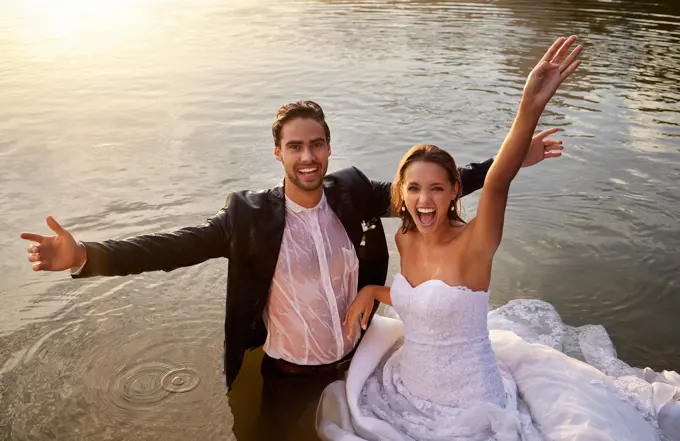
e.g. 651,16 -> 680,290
1,0 -> 679,439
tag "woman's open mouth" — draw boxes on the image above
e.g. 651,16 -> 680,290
416,207 -> 436,227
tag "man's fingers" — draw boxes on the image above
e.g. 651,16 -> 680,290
543,137 -> 563,146
32,262 -> 49,271
20,233 -> 46,244
540,37 -> 566,63
26,244 -> 40,253
544,143 -> 564,151
538,128 -> 559,139
46,216 -> 66,235
28,253 -> 41,263
544,151 -> 563,159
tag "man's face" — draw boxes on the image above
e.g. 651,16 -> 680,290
274,117 -> 330,192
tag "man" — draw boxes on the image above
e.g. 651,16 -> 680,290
20,100 -> 563,439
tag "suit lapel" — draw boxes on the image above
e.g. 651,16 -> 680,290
258,183 -> 285,269
324,176 -> 363,251
267,175 -> 363,256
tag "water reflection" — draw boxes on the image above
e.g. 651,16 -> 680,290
1,268 -> 233,441
0,0 -> 678,440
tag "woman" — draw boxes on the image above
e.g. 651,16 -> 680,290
316,36 -> 680,441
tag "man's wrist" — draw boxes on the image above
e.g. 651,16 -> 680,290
70,242 -> 87,274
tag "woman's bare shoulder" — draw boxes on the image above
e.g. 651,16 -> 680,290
441,220 -> 471,246
394,228 -> 414,250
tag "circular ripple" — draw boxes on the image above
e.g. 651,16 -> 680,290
76,312 -> 227,427
161,367 -> 201,393
116,363 -> 173,406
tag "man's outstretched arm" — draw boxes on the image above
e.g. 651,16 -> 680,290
21,208 -> 232,278
461,128 -> 565,197
457,157 -> 495,198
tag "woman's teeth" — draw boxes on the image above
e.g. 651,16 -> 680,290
416,208 -> 436,227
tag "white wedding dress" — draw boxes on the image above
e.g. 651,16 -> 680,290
316,273 -> 680,441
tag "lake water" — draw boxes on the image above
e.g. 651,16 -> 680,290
0,0 -> 679,439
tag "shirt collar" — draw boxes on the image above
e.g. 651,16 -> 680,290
285,191 -> 326,213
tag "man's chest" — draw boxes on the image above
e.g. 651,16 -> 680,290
276,210 -> 357,280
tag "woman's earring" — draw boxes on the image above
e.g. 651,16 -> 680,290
450,203 -> 455,212
401,203 -> 406,212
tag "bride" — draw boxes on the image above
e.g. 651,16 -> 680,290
316,36 -> 680,441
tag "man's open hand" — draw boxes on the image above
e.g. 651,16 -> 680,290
522,127 -> 564,168
20,216 -> 85,272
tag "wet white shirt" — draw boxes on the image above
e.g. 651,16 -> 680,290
263,191 -> 360,365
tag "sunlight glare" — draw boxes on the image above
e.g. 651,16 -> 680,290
10,0 -> 154,56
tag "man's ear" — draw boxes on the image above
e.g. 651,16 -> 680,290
274,146 -> 282,162
328,143 -> 332,157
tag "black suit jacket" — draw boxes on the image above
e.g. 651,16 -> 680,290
73,159 -> 493,390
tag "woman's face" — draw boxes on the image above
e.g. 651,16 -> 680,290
401,161 -> 457,234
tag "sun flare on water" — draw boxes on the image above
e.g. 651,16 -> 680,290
9,0 -> 154,55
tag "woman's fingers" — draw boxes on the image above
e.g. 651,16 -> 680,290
559,59 -> 583,85
345,308 -> 358,338
361,305 -> 372,330
346,302 -> 373,339
559,44 -> 584,73
540,37 -> 566,63
347,318 -> 357,340
535,60 -> 560,76
551,35 -> 578,65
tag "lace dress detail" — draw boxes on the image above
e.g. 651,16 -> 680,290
488,299 -> 679,441
356,274 -> 522,440
317,282 -> 680,441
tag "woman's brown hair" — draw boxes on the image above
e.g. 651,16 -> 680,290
391,144 -> 465,233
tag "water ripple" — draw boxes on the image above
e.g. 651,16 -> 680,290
0,0 -> 679,439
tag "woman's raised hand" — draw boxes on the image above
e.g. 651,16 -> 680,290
522,36 -> 584,114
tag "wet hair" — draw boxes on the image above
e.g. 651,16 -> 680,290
391,144 -> 465,233
272,100 -> 331,147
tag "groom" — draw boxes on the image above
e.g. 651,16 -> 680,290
20,100 -> 562,439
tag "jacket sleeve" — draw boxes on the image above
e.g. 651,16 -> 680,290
458,157 -> 494,197
72,206 -> 232,278
369,179 -> 393,218
363,157 -> 494,219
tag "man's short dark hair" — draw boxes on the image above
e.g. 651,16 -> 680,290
272,100 -> 331,147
